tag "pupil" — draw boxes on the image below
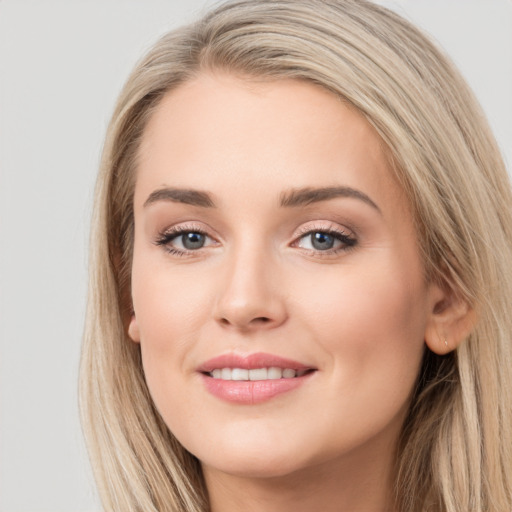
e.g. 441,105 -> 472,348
183,232 -> 205,250
311,232 -> 334,250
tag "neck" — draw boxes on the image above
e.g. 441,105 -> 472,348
203,441 -> 397,512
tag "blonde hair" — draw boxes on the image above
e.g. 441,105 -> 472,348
79,1 -> 512,510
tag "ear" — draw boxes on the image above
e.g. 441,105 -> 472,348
424,282 -> 477,355
127,314 -> 141,343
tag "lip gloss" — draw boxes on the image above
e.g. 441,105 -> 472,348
201,375 -> 311,404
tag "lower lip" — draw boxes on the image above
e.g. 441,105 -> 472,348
201,373 -> 313,404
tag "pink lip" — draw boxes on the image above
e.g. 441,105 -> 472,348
197,352 -> 312,372
198,352 -> 316,405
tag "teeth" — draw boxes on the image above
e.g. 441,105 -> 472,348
249,368 -> 267,381
209,367 -> 304,380
231,368 -> 249,381
267,367 -> 282,379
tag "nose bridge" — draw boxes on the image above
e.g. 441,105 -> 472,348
214,236 -> 286,330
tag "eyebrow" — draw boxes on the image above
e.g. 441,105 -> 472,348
143,185 -> 380,213
143,187 -> 215,208
280,186 -> 381,212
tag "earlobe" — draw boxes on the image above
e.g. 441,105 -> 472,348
424,284 -> 477,355
127,314 -> 141,343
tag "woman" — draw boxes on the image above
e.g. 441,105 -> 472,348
79,0 -> 512,510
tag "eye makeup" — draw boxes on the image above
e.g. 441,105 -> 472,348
154,223 -> 218,257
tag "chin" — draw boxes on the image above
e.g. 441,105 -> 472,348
200,450 -> 309,479
191,430 -> 316,479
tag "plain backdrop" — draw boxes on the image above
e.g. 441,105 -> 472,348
0,1 -> 510,511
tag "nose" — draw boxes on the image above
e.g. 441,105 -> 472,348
213,245 -> 288,331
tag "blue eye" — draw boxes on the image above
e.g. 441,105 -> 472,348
155,228 -> 215,254
179,232 -> 206,250
310,232 -> 335,250
297,229 -> 356,252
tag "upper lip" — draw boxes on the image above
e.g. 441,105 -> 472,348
197,352 -> 315,373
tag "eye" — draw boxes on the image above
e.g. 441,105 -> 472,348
155,227 -> 217,255
301,232 -> 337,251
295,228 -> 356,253
174,231 -> 208,250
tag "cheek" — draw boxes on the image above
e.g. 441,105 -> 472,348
132,253 -> 210,342
301,255 -> 427,333
297,254 -> 428,408
130,256 -> 212,401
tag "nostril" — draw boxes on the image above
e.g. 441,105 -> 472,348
219,316 -> 271,327
253,317 -> 271,324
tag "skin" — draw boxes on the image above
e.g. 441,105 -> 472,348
128,73 -> 458,512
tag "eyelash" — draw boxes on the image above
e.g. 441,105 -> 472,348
293,224 -> 357,256
154,224 -> 214,257
154,223 -> 357,257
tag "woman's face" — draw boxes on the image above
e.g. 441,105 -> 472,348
128,74 -> 443,480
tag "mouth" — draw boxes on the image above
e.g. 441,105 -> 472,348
198,352 -> 317,404
207,367 -> 312,380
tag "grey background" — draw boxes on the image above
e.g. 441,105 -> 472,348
0,1 -> 510,511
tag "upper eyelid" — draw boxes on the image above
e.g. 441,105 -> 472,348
159,222 -> 217,238
293,221 -> 355,237
154,223 -> 215,247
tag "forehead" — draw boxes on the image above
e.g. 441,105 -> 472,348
135,73 -> 405,214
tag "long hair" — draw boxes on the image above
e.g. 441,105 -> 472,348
79,1 -> 512,510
